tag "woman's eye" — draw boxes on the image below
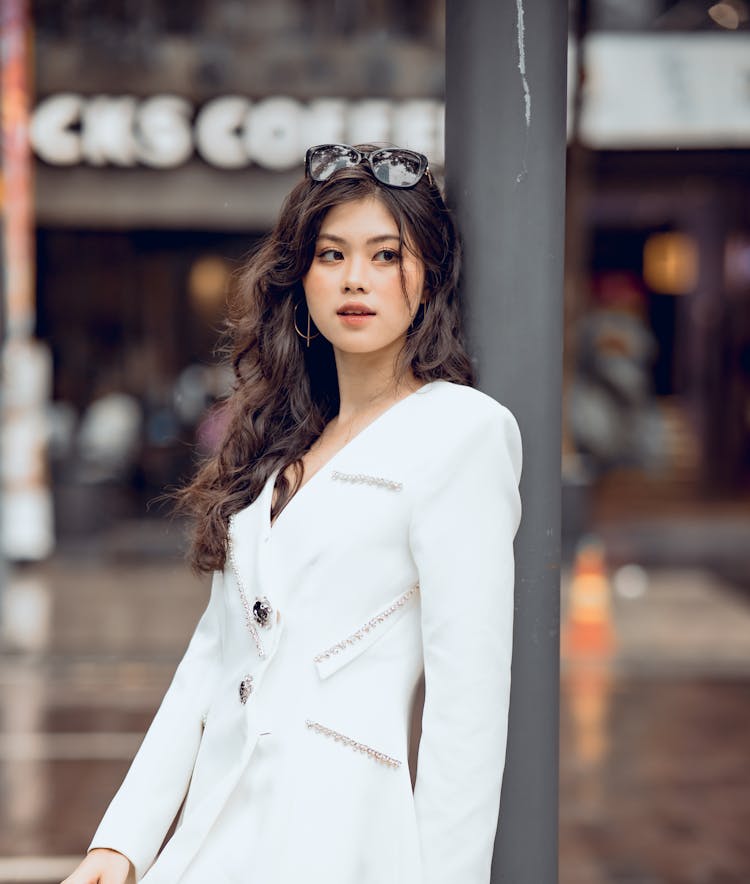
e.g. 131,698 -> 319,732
317,248 -> 343,261
374,249 -> 400,263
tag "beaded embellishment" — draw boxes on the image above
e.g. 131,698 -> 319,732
305,719 -> 401,768
228,536 -> 266,658
331,470 -> 403,491
313,583 -> 419,664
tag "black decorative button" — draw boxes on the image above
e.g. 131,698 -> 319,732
253,596 -> 273,629
239,674 -> 254,704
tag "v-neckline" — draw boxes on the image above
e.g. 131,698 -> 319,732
267,380 -> 438,534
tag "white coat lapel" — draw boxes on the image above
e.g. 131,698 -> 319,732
227,468 -> 281,659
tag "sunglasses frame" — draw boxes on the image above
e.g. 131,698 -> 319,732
304,143 -> 432,189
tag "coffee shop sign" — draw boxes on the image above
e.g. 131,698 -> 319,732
30,94 -> 445,171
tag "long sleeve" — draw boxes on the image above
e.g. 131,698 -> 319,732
409,403 -> 523,884
87,568 -> 225,881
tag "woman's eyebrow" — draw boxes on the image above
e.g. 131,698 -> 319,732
316,233 -> 400,245
367,235 -> 401,245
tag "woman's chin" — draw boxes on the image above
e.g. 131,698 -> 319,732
332,330 -> 410,353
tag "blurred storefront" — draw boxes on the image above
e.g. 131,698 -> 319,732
15,0 -> 750,555
25,0 -> 444,546
564,26 -> 750,573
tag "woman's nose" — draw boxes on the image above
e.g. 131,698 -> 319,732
342,257 -> 370,293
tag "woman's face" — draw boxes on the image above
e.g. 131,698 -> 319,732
302,196 -> 425,360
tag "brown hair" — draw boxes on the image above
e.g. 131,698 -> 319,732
172,148 -> 475,574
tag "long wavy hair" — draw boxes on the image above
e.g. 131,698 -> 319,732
173,149 -> 475,574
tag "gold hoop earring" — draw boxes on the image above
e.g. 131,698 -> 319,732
293,302 -> 320,348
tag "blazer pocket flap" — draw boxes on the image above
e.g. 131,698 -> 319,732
313,583 -> 419,680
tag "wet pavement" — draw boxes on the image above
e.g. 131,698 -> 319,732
560,674 -> 750,883
1,547 -> 749,883
0,556 -> 207,882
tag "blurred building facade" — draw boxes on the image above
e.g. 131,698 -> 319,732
19,0 -> 750,552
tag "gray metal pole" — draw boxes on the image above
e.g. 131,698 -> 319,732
445,1 -> 567,882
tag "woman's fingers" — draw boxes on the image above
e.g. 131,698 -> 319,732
60,848 -> 133,884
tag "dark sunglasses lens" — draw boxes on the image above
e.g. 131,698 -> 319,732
308,145 -> 359,180
370,150 -> 424,187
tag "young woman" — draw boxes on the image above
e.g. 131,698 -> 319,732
63,143 -> 523,884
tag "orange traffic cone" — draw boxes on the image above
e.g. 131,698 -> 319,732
561,535 -> 616,659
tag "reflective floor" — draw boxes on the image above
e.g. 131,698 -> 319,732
1,554 -> 749,883
560,674 -> 750,884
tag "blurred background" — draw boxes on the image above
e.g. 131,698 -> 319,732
1,1 -> 749,881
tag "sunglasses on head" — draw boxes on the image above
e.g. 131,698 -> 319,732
304,144 -> 432,189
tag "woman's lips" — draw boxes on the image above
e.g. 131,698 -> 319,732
338,313 -> 375,326
337,301 -> 376,326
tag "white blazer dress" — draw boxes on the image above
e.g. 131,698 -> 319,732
87,379 -> 523,884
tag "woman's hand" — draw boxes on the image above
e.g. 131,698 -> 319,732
61,848 -> 135,884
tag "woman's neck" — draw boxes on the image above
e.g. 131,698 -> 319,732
332,349 -> 420,426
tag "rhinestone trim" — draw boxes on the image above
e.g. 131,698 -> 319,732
313,583 -> 419,663
305,719 -> 401,768
228,533 -> 266,658
331,470 -> 403,491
